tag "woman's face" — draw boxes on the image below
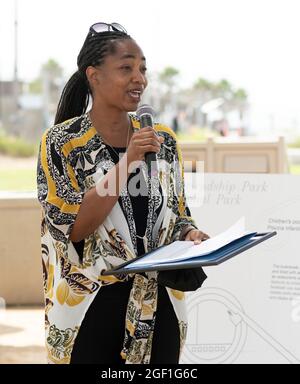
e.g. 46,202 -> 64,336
91,39 -> 148,112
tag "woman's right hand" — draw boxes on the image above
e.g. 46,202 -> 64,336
126,127 -> 164,167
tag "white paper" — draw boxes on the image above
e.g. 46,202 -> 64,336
125,217 -> 253,268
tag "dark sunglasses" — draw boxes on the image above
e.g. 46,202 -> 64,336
89,22 -> 127,35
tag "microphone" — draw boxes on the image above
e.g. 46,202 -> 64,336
136,104 -> 158,177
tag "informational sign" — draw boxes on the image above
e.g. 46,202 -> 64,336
181,174 -> 300,364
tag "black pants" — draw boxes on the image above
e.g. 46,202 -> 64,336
70,280 -> 180,364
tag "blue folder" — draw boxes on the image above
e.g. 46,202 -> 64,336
101,232 -> 277,276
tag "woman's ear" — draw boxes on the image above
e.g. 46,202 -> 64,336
86,66 -> 101,87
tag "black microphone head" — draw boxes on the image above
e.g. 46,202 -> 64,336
136,104 -> 158,177
136,104 -> 155,119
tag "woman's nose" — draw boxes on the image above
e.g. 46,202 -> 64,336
132,70 -> 147,86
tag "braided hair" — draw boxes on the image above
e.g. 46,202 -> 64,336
54,30 -> 131,125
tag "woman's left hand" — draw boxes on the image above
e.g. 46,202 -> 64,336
185,229 -> 210,245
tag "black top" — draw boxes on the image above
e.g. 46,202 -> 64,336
106,146 -> 149,257
72,146 -> 149,258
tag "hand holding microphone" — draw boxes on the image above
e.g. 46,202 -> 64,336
127,104 -> 163,175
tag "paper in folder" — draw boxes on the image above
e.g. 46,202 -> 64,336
102,217 -> 277,276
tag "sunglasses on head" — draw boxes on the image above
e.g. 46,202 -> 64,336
89,22 -> 127,35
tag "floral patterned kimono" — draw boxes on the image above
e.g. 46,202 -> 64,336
37,113 -> 198,364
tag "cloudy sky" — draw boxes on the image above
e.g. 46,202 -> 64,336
1,0 -> 300,135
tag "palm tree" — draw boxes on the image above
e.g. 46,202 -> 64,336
159,66 -> 180,92
232,88 -> 248,121
192,78 -> 217,126
158,66 -> 180,114
194,77 -> 214,103
41,59 -> 63,126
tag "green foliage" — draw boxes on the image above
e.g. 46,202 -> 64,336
0,132 -> 37,157
288,138 -> 300,148
29,58 -> 63,95
159,67 -> 180,88
0,168 -> 37,191
42,58 -> 62,74
29,78 -> 42,94
193,77 -> 248,104
194,77 -> 213,91
290,164 -> 300,174
234,88 -> 248,100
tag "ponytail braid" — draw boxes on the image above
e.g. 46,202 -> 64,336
54,71 -> 89,125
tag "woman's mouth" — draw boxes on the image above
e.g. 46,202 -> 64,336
127,90 -> 142,102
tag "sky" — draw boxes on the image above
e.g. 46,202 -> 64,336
0,0 -> 300,135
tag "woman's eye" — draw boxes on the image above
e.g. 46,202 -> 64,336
141,67 -> 147,73
121,66 -> 131,71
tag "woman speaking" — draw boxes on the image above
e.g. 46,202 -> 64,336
37,22 -> 208,364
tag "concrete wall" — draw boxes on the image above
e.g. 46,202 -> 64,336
180,137 -> 289,173
0,193 -> 44,305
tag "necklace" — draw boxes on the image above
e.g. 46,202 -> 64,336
88,112 -> 132,159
